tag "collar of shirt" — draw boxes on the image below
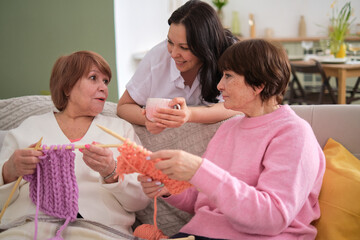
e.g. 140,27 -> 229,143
169,58 -> 184,88
169,58 -> 200,94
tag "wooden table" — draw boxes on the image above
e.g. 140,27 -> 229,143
290,60 -> 360,104
321,63 -> 360,104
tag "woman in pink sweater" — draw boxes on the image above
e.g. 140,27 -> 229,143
139,39 -> 326,240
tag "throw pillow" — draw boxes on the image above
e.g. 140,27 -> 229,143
313,138 -> 360,240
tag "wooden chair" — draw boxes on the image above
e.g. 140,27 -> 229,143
347,76 -> 360,104
287,60 -> 337,104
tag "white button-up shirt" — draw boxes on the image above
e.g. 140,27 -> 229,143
126,40 -> 205,106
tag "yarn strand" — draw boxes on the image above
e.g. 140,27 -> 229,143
133,196 -> 168,240
34,165 -> 41,240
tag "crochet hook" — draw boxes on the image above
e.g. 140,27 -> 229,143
0,137 -> 43,222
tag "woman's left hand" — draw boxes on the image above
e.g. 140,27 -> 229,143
149,150 -> 203,181
152,97 -> 191,129
142,108 -> 166,134
81,142 -> 116,179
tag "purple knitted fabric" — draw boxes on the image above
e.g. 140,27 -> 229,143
23,144 -> 79,240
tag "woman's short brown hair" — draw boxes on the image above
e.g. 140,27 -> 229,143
218,39 -> 290,104
50,50 -> 112,111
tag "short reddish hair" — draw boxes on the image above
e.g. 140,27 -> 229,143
218,39 -> 290,104
50,51 -> 111,111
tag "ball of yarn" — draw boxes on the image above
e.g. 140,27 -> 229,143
133,224 -> 168,240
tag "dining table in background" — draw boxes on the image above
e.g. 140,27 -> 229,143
321,62 -> 360,104
290,60 -> 360,104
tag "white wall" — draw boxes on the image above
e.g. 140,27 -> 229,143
114,0 -> 187,97
114,0 -> 360,97
204,0 -> 359,38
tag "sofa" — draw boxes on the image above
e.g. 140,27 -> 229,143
0,95 -> 359,239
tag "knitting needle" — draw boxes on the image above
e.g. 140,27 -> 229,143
0,137 -> 43,222
96,124 -> 148,152
161,236 -> 195,240
27,143 -> 123,151
96,124 -> 127,142
24,124 -> 133,150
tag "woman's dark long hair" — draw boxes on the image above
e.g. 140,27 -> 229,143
168,0 -> 237,103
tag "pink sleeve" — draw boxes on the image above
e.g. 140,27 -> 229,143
163,187 -> 199,214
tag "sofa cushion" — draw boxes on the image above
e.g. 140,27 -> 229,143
291,105 -> 360,159
313,138 -> 360,240
0,95 -> 118,130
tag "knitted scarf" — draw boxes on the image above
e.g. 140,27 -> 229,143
23,144 -> 79,240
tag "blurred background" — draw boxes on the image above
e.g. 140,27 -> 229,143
1,0 -> 359,103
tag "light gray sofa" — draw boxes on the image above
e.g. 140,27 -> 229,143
0,95 -> 359,237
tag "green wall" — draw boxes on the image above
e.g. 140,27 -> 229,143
0,0 -> 118,103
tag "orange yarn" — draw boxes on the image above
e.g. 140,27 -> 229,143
133,197 -> 168,240
134,224 -> 167,240
116,140 -> 192,240
116,140 -> 192,195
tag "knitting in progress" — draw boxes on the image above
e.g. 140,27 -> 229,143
23,144 -> 79,240
96,124 -> 193,240
116,140 -> 192,240
116,140 -> 192,195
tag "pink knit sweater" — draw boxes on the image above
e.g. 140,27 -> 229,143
166,105 -> 325,240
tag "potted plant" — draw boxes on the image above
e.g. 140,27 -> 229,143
328,1 -> 354,58
212,0 -> 228,24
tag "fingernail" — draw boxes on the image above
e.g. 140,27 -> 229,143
79,148 -> 83,152
146,156 -> 151,160
92,141 -> 98,145
147,178 -> 152,182
85,144 -> 90,149
155,181 -> 162,185
159,183 -> 164,187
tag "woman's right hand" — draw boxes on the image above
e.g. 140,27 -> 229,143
137,174 -> 170,198
3,143 -> 42,183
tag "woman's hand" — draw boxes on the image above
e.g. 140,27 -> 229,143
142,108 -> 166,134
81,142 -> 117,182
137,174 -> 170,198
150,150 -> 203,181
3,143 -> 43,183
152,97 -> 191,129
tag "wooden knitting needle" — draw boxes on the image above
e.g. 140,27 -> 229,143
96,124 -> 127,142
96,124 -> 145,151
23,125 -> 136,151
0,137 -> 43,222
163,236 -> 195,240
27,143 -> 122,151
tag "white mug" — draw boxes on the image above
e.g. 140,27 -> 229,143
145,98 -> 180,122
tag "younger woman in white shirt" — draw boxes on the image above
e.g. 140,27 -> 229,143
117,0 -> 239,134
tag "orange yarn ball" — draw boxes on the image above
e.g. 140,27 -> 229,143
134,224 -> 168,240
